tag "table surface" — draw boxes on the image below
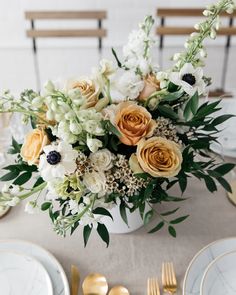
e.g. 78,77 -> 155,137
0,177 -> 236,295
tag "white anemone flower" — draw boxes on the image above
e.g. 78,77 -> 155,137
169,63 -> 206,96
39,141 -> 78,182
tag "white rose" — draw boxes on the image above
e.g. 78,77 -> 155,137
83,171 -> 106,195
87,137 -> 103,153
89,149 -> 113,171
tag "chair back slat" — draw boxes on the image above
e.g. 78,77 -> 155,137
25,11 -> 107,20
26,29 -> 107,38
157,8 -> 236,17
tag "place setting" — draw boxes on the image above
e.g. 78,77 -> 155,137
0,0 -> 236,294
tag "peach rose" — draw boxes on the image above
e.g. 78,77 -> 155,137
21,129 -> 50,165
71,79 -> 99,109
114,101 -> 157,146
138,74 -> 161,102
137,137 -> 182,178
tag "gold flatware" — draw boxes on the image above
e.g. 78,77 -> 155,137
162,262 -> 177,294
147,277 -> 160,295
108,286 -> 130,295
71,265 -> 80,295
82,273 -> 108,295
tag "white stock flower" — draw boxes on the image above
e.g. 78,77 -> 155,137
56,121 -> 78,144
169,63 -> 206,96
89,149 -> 114,171
83,171 -> 106,195
86,137 -> 103,153
117,70 -> 144,100
5,196 -> 20,207
25,201 -> 38,214
39,141 -> 78,182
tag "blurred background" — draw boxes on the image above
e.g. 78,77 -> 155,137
0,0 -> 235,95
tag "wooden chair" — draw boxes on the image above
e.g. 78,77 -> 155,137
156,8 -> 236,97
25,10 -> 107,91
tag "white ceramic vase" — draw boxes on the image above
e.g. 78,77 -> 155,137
101,204 -> 146,234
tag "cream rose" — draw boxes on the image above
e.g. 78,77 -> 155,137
83,171 -> 106,195
138,74 -> 161,102
71,79 -> 99,109
137,137 -> 182,178
114,101 -> 157,146
89,149 -> 113,171
21,129 -> 50,165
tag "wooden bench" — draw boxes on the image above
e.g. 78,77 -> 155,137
25,10 -> 107,90
156,8 -> 236,97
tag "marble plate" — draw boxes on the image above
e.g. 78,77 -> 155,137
0,239 -> 70,295
200,250 -> 236,295
183,237 -> 236,295
0,250 -> 53,295
210,142 -> 236,158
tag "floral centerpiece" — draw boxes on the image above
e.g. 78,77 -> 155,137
0,0 -> 235,246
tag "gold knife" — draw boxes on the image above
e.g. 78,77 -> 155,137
71,265 -> 80,295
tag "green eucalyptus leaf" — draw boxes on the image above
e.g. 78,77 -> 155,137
161,207 -> 180,216
13,172 -> 32,185
148,221 -> 164,233
97,223 -> 110,247
214,163 -> 235,176
168,225 -> 177,238
144,210 -> 154,225
83,225 -> 93,247
212,114 -> 235,126
0,170 -> 20,181
93,207 -> 113,220
119,201 -> 128,226
216,177 -> 232,193
170,215 -> 189,224
112,47 -> 122,68
157,105 -> 178,120
41,202 -> 52,211
33,177 -> 44,188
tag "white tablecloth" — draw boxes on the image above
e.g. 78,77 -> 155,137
0,178 -> 236,295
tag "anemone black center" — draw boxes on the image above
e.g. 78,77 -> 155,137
47,151 -> 61,165
182,73 -> 196,86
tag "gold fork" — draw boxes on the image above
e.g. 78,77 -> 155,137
147,277 -> 160,295
162,262 -> 177,294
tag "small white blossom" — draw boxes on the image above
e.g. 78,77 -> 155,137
25,201 -> 38,214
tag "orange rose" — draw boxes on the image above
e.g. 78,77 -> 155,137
71,79 -> 99,109
138,74 -> 161,102
21,129 -> 50,165
114,101 -> 156,146
137,137 -> 182,178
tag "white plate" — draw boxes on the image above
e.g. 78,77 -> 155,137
183,237 -> 236,295
0,250 -> 53,295
200,250 -> 236,295
0,240 -> 70,295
